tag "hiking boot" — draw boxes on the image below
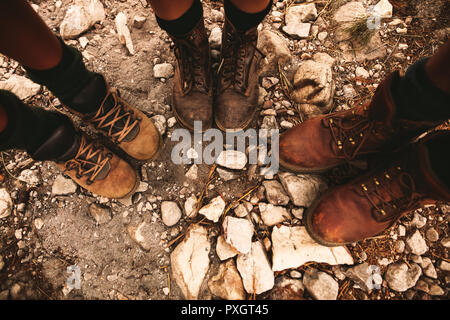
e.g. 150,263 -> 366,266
279,72 -> 440,173
215,17 -> 262,132
65,76 -> 161,161
304,130 -> 450,246
170,19 -> 213,132
32,119 -> 137,199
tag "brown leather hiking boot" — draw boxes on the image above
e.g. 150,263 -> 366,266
32,122 -> 137,199
304,131 -> 450,246
170,19 -> 213,132
279,71 -> 440,173
65,76 -> 161,161
215,17 -> 262,132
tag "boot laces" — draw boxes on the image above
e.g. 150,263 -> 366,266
174,37 -> 207,93
359,164 -> 419,220
326,106 -> 377,160
89,89 -> 140,144
218,27 -> 263,91
64,135 -> 111,185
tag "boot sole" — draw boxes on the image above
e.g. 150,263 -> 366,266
279,156 -> 343,174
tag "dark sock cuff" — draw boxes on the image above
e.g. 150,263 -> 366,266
25,37 -> 96,104
224,0 -> 273,32
424,132 -> 450,188
392,57 -> 450,122
155,0 -> 203,36
0,89 -> 75,157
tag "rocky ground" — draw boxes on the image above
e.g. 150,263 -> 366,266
0,0 -> 449,300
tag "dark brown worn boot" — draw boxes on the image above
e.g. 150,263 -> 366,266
64,75 -> 161,161
279,71 -> 441,173
304,131 -> 450,246
32,120 -> 137,199
170,19 -> 213,132
215,17 -> 262,132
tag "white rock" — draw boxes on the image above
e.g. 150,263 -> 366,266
223,216 -> 254,254
185,164 -> 198,180
52,175 -> 77,195
216,150 -> 247,170
262,180 -> 290,205
285,3 -> 317,23
258,203 -> 291,227
234,202 -> 252,218
282,22 -> 311,39
406,229 -> 428,255
216,235 -> 238,260
170,224 -> 210,299
291,208 -> 304,220
161,201 -> 182,227
334,1 -> 366,24
236,241 -> 274,295
280,121 -> 294,129
198,196 -> 226,222
78,36 -> 89,48
303,269 -> 339,300
60,0 -> 105,39
0,75 -> 41,100
372,0 -> 393,18
216,168 -> 240,181
271,226 -> 354,271
318,31 -> 328,41
257,30 -> 292,74
343,84 -> 357,98
153,63 -> 174,79
18,169 -> 39,186
385,262 -> 422,292
150,116 -> 166,138
208,260 -> 245,300
292,60 -> 334,113
115,12 -> 135,55
209,27 -> 222,49
356,67 -> 370,78
133,15 -> 147,29
34,218 -> 44,230
279,173 -> 327,207
0,188 -> 13,219
184,195 -> 198,218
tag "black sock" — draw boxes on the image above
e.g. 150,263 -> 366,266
224,0 -> 273,32
25,37 -> 106,114
0,90 -> 76,159
424,133 -> 450,188
155,0 -> 203,36
391,58 -> 450,122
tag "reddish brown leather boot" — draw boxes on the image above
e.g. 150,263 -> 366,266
304,131 -> 450,246
215,17 -> 262,132
279,71 -> 440,173
170,19 -> 213,132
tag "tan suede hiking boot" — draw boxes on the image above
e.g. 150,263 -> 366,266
170,19 -> 213,132
32,122 -> 137,199
65,76 -> 161,161
215,17 -> 262,132
304,131 -> 450,246
279,71 -> 441,173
